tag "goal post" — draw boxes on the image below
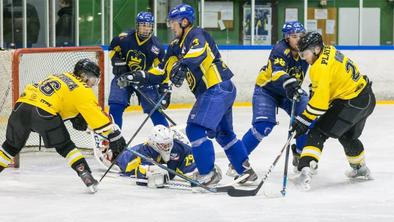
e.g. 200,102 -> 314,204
0,46 -> 105,168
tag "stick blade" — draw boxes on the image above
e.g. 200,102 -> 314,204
227,187 -> 258,197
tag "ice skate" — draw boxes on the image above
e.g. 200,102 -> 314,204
80,171 -> 99,193
345,163 -> 373,180
192,165 -> 222,192
293,161 -> 318,191
193,165 -> 222,186
235,160 -> 258,185
75,162 -> 99,193
225,163 -> 238,178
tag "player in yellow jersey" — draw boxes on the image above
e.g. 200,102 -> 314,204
290,32 -> 376,190
0,59 -> 126,193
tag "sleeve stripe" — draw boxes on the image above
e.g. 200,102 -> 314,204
93,122 -> 113,133
307,103 -> 327,112
306,104 -> 326,116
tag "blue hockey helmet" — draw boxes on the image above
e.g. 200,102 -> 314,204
136,11 -> 154,39
282,21 -> 306,37
167,4 -> 195,26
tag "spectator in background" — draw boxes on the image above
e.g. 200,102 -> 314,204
56,0 -> 74,46
3,0 -> 40,48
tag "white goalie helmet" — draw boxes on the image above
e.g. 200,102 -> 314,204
147,125 -> 174,162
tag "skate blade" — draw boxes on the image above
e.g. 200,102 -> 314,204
87,183 -> 98,193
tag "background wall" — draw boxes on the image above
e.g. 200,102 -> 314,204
103,47 -> 394,106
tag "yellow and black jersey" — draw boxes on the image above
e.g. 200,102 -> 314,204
303,45 -> 367,120
148,26 -> 233,96
17,72 -> 112,131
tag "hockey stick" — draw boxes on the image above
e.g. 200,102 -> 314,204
130,84 -> 177,126
226,133 -> 296,197
99,86 -> 173,182
280,95 -> 298,196
94,132 -> 232,193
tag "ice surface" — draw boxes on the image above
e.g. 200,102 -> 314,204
1,106 -> 394,222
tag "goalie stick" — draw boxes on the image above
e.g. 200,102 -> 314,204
226,133 -> 296,197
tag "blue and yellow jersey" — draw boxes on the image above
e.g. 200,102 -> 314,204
303,45 -> 368,121
256,39 -> 308,97
116,139 -> 195,179
109,29 -> 165,72
148,26 -> 233,96
17,72 -> 112,131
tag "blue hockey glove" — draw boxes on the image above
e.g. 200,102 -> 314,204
283,76 -> 302,101
158,84 -> 171,109
290,114 -> 312,138
170,61 -> 189,88
112,58 -> 128,77
117,70 -> 147,88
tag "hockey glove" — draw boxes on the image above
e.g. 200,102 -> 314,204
158,84 -> 171,109
170,61 -> 189,88
112,57 -> 128,77
70,113 -> 88,131
283,76 -> 302,101
290,114 -> 312,138
117,70 -> 147,88
107,129 -> 126,160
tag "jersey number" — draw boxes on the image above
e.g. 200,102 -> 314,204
345,60 -> 361,82
39,80 -> 61,96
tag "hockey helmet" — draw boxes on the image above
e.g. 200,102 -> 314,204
74,58 -> 100,86
136,11 -> 154,39
147,125 -> 174,162
167,4 -> 195,26
298,31 -> 324,52
282,21 -> 306,37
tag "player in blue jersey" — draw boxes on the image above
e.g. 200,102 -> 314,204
235,21 -> 309,176
108,11 -> 170,129
117,4 -> 257,186
115,125 -> 196,188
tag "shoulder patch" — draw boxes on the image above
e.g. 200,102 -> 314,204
151,45 -> 160,55
118,32 -> 128,37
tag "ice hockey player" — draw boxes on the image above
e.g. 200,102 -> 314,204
117,4 -> 256,186
291,32 -> 376,190
0,59 -> 126,193
236,21 -> 309,176
115,125 -> 196,188
109,11 -> 170,128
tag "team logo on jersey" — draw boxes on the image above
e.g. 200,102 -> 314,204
186,70 -> 196,91
151,45 -> 160,55
287,66 -> 304,82
126,50 -> 146,71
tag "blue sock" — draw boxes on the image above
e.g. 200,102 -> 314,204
186,123 -> 214,175
242,121 -> 274,155
150,110 -> 169,127
109,103 -> 126,128
224,140 -> 248,174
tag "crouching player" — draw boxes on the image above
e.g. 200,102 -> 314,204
115,125 -> 196,188
291,32 -> 376,190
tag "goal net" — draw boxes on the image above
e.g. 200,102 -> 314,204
0,47 -> 105,168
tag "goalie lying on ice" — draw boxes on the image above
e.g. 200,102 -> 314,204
97,125 -> 196,188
